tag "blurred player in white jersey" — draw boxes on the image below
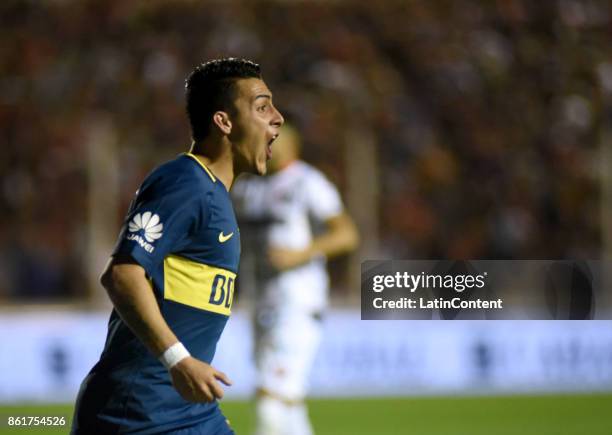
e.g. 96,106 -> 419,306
232,124 -> 359,435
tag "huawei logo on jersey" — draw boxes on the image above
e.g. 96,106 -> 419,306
126,212 -> 163,253
129,212 -> 163,242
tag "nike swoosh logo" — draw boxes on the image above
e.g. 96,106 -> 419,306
218,231 -> 234,243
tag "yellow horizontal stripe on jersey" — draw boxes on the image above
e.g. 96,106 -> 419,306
163,255 -> 235,316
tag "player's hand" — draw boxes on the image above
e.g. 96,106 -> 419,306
268,246 -> 312,271
169,356 -> 232,403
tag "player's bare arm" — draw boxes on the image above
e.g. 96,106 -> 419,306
268,212 -> 359,270
100,259 -> 232,402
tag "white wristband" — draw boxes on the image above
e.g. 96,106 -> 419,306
159,342 -> 190,370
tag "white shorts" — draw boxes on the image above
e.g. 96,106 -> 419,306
253,305 -> 323,401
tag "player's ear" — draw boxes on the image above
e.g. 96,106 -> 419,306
213,111 -> 232,135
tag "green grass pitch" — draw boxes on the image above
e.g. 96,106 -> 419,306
0,394 -> 610,434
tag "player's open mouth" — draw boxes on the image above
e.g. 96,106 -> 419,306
266,134 -> 278,160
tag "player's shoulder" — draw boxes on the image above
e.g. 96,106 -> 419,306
293,160 -> 332,185
141,153 -> 216,196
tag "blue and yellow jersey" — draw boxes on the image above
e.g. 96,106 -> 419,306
72,153 -> 239,434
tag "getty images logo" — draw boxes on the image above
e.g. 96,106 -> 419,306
126,211 -> 163,253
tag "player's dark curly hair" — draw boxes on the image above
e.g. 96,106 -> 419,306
185,58 -> 262,142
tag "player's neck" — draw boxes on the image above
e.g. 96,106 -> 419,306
190,140 -> 234,191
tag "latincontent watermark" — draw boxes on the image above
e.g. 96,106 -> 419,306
361,261 -> 606,320
370,269 -> 502,311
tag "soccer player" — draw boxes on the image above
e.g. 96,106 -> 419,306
232,124 -> 359,435
71,58 -> 284,435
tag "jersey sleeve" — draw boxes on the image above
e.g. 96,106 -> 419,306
112,183 -> 208,276
304,169 -> 344,221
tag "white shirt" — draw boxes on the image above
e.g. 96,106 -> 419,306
232,161 -> 343,311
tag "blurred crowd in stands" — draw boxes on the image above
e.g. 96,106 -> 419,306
1,0 -> 609,299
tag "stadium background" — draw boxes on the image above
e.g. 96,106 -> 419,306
1,0 -> 612,434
